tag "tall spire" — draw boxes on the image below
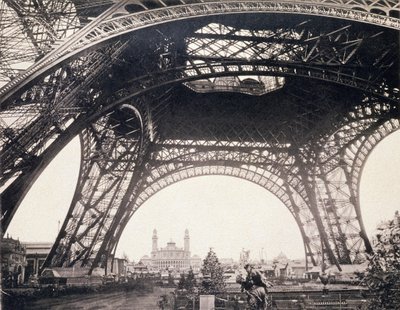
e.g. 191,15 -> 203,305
184,229 -> 190,252
152,229 -> 158,252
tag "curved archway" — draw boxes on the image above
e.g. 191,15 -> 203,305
117,175 -> 306,265
109,162 -> 322,269
37,95 -> 399,271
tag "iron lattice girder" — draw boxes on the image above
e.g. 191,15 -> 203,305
0,0 -> 81,83
2,53 -> 398,211
144,145 -> 308,211
156,83 -> 399,148
0,0 -> 117,84
180,61 -> 399,101
314,101 -> 400,170
2,31 -> 398,112
17,55 -> 400,109
43,90 -> 164,269
185,22 -> 395,71
183,21 -> 399,97
148,144 -> 304,197
344,118 -> 400,199
1,0 -> 400,105
3,78 -> 400,268
1,4 -> 398,190
46,99 -> 399,272
44,108 -> 144,268
295,105 -> 400,263
0,41 -> 130,226
104,101 -> 400,263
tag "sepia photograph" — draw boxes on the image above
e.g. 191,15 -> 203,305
1,0 -> 399,309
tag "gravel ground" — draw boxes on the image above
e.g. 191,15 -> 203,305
21,286 -> 174,310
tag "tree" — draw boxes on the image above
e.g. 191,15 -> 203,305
364,211 -> 400,309
185,267 -> 197,293
200,248 -> 226,294
178,273 -> 186,289
168,271 -> 174,286
178,268 -> 197,292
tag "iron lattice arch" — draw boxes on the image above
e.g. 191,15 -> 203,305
0,0 -> 399,274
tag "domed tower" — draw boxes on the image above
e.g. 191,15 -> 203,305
184,229 -> 190,253
152,229 -> 158,253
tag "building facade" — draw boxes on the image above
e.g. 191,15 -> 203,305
1,235 -> 27,287
22,242 -> 52,281
141,229 -> 201,272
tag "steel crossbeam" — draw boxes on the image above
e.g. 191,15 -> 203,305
1,0 -> 399,104
0,0 -> 81,85
0,42 -> 130,229
186,23 -> 374,67
2,48 -> 397,215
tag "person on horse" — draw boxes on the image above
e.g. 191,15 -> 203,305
237,264 -> 273,310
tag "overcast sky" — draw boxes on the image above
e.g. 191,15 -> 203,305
6,131 -> 400,263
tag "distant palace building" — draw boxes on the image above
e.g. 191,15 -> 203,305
140,229 -> 201,272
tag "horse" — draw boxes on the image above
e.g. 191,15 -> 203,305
236,270 -> 272,310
